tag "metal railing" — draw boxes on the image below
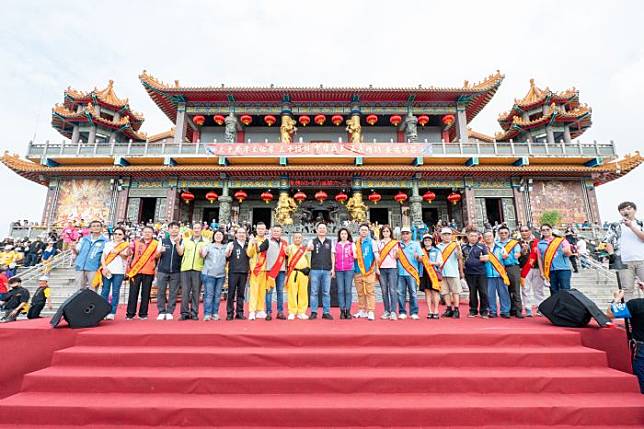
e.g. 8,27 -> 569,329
18,249 -> 74,283
27,139 -> 617,159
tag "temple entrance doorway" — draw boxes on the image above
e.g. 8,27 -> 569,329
202,207 -> 219,224
140,198 -> 157,223
422,208 -> 439,226
252,207 -> 272,228
485,198 -> 503,224
369,207 -> 389,225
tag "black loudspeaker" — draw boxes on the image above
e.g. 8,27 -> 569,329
538,288 -> 611,328
50,288 -> 111,328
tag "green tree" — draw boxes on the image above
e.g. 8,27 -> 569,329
540,210 -> 562,227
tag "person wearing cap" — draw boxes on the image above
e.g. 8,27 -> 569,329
496,225 -> 524,318
419,234 -> 443,319
0,277 -> 29,323
537,224 -> 573,295
41,240 -> 59,274
437,227 -> 465,318
396,226 -> 423,319
27,276 -> 52,319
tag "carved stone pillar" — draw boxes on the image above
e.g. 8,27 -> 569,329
218,179 -> 232,225
410,179 -> 422,226
71,125 -> 80,144
456,105 -> 468,142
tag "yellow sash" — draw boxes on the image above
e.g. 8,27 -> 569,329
355,238 -> 375,276
487,246 -> 510,286
543,237 -> 565,282
127,239 -> 158,278
440,242 -> 458,269
503,239 -> 519,256
398,243 -> 420,285
421,248 -> 441,292
378,239 -> 398,267
92,241 -> 129,288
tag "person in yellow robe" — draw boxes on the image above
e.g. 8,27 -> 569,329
247,222 -> 270,320
285,232 -> 310,320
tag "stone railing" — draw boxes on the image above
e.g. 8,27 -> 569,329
26,139 -> 617,160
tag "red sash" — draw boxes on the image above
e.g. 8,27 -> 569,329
268,239 -> 288,279
286,245 -> 307,282
252,239 -> 268,276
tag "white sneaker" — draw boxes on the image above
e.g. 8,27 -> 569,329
105,314 -> 115,320
256,311 -> 267,319
165,313 -> 173,321
367,311 -> 375,321
138,316 -> 147,320
399,313 -> 408,320
213,314 -> 219,321
288,314 -> 296,320
380,311 -> 390,320
204,315 -> 211,321
353,310 -> 367,318
156,313 -> 166,321
249,312 -> 256,320
297,313 -> 309,320
410,313 -> 419,320
389,312 -> 398,320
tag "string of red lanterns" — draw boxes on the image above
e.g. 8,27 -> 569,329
368,191 -> 382,204
234,190 -> 247,204
293,191 -> 307,204
193,115 -> 205,126
213,114 -> 225,125
334,191 -> 348,204
315,190 -> 328,203
180,191 -> 195,204
298,115 -> 310,127
205,191 -> 218,204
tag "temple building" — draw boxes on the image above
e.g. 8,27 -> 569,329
2,71 -> 642,231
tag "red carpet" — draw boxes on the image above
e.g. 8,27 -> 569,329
0,305 -> 643,427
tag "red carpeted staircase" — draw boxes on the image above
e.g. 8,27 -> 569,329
0,318 -> 642,427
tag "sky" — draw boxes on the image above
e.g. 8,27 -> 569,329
1,0 -> 642,235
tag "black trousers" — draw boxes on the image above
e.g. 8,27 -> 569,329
227,272 -> 247,316
465,273 -> 488,315
127,274 -> 154,318
27,302 -> 45,319
506,264 -> 522,314
569,255 -> 579,272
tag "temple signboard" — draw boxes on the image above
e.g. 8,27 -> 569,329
206,142 -> 432,157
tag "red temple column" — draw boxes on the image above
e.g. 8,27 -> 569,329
442,129 -> 450,143
191,129 -> 200,143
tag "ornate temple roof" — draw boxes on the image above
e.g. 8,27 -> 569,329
467,128 -> 495,143
4,151 -> 640,187
146,128 -> 175,143
139,70 -> 504,125
51,103 -> 147,141
62,80 -> 144,125
495,79 -> 591,141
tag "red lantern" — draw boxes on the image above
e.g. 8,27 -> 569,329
299,115 -> 310,127
331,115 -> 343,126
260,191 -> 274,204
390,115 -> 402,127
234,190 -> 247,204
366,114 -> 378,126
240,115 -> 252,126
447,192 -> 462,205
293,191 -> 307,204
394,191 -> 408,205
368,191 -> 382,204
314,114 -> 326,126
180,191 -> 195,204
335,191 -> 348,204
422,190 -> 436,204
213,114 -> 225,125
205,191 -> 218,204
418,115 -> 429,127
264,115 -> 276,127
193,115 -> 205,126
315,190 -> 328,203
442,114 -> 455,127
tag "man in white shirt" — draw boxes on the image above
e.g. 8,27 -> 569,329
605,201 -> 644,300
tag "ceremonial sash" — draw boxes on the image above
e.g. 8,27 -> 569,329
503,239 -> 519,255
355,238 -> 375,276
268,240 -> 288,279
378,239 -> 398,267
440,242 -> 458,269
520,239 -> 538,279
286,245 -> 307,282
543,237 -> 565,282
127,239 -> 158,278
487,247 -> 510,286
421,248 -> 441,292
252,239 -> 268,276
398,243 -> 420,285
91,241 -> 129,288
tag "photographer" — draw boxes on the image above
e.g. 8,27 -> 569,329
604,201 -> 644,301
